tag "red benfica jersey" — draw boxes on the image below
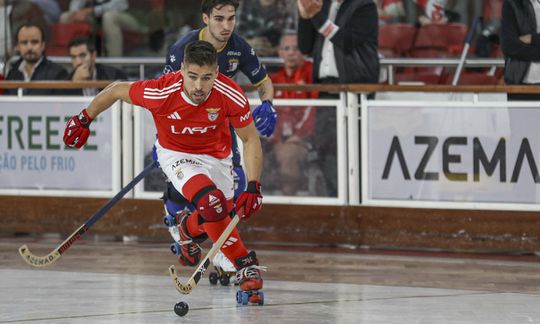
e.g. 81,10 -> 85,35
129,71 -> 252,158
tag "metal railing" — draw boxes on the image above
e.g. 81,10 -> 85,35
45,56 -> 505,80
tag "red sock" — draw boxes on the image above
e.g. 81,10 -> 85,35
203,217 -> 248,268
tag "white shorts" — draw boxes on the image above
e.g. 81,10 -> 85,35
155,141 -> 234,200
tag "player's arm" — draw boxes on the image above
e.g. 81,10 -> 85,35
235,122 -> 262,182
256,77 -> 274,102
234,122 -> 263,219
63,81 -> 133,148
87,81 -> 133,118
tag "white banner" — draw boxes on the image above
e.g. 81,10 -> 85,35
368,105 -> 540,204
0,98 -> 118,191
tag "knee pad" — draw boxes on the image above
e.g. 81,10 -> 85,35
194,187 -> 228,222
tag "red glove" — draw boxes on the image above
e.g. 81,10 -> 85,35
236,181 -> 263,219
63,109 -> 93,148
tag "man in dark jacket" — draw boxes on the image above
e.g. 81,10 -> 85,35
297,0 -> 379,85
6,23 -> 70,95
296,0 -> 379,197
68,36 -> 127,96
501,0 -> 540,100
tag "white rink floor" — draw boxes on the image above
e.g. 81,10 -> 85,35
2,268 -> 540,324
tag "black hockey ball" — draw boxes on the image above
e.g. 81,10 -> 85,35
174,301 -> 189,317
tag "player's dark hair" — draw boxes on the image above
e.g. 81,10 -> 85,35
14,23 -> 46,43
68,36 -> 96,53
201,0 -> 239,16
184,40 -> 217,67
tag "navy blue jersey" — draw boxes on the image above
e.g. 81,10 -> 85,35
163,29 -> 269,167
164,29 -> 268,86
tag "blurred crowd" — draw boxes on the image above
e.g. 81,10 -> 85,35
0,0 -> 503,61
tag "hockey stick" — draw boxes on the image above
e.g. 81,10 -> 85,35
18,162 -> 157,267
169,212 -> 240,294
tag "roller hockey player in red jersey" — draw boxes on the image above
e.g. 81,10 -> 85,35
63,40 -> 265,304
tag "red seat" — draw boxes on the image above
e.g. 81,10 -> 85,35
378,23 -> 417,57
47,23 -> 92,56
410,23 -> 468,57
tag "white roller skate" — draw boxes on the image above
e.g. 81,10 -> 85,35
209,250 -> 238,286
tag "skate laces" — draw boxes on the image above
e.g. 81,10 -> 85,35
237,265 -> 267,282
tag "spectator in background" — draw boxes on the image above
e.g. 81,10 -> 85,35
59,0 -> 149,56
415,0 -> 448,25
376,0 -> 405,24
5,23 -> 69,95
236,0 -> 297,57
30,0 -> 61,24
269,31 -> 317,195
297,0 -> 379,197
68,36 -> 126,96
163,0 -> 202,49
0,0 -> 49,61
501,0 -> 540,101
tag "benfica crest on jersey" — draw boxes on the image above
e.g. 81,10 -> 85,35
206,108 -> 221,121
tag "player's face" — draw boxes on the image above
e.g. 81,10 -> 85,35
69,44 -> 96,70
181,63 -> 218,104
16,26 -> 45,64
278,35 -> 303,70
203,5 -> 236,43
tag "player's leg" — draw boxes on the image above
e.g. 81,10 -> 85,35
207,156 -> 264,301
156,143 -> 217,267
162,181 -> 208,266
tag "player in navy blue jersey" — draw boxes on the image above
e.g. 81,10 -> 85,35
159,0 -> 276,275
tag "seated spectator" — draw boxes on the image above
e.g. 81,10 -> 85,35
237,0 -> 296,57
30,0 -> 61,24
68,36 -> 127,96
269,32 -> 317,195
376,0 -> 406,24
59,0 -> 149,56
5,23 -> 69,96
0,0 -> 49,60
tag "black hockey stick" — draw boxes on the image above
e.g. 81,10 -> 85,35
18,162 -> 157,267
169,212 -> 240,294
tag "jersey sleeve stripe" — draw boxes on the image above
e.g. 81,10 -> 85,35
144,81 -> 182,94
214,79 -> 247,103
213,80 -> 247,106
213,87 -> 245,108
143,84 -> 182,99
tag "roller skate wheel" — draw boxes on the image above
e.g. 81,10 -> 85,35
209,272 -> 218,285
236,290 -> 249,305
219,274 -> 230,286
256,290 -> 264,305
163,214 -> 176,227
174,301 -> 189,317
170,242 -> 181,256
241,291 -> 249,305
